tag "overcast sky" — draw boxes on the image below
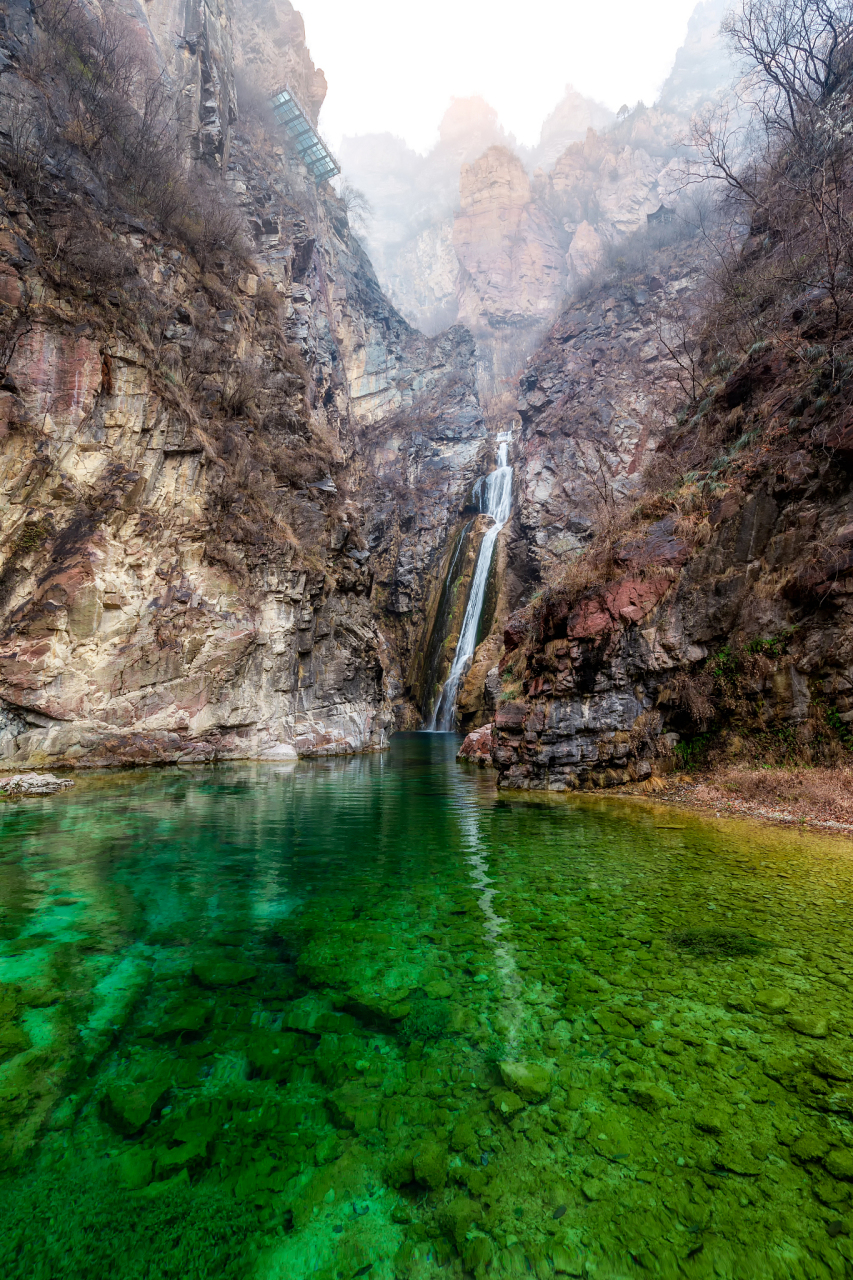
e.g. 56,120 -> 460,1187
295,0 -> 703,154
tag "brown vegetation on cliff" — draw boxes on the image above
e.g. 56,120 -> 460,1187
489,0 -> 853,792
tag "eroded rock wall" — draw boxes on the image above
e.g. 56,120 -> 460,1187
0,0 -> 491,764
492,342 -> 853,790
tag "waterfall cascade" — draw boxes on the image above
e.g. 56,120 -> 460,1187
429,434 -> 513,730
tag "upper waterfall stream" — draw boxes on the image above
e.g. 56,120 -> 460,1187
430,435 -> 513,730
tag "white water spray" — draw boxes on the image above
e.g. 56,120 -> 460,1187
430,434 -> 513,730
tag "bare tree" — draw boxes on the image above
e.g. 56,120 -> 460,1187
694,0 -> 853,340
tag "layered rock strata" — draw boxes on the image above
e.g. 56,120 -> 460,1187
0,0 -> 491,765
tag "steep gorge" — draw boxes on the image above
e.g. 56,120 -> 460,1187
2,0 -> 850,796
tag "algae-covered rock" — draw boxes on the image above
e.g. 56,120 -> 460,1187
385,1148 -> 414,1188
192,958 -> 258,988
147,999 -> 212,1040
792,1132 -> 831,1162
826,1149 -> 853,1181
499,1061 -> 552,1102
440,1195 -> 481,1247
101,1077 -> 170,1135
714,1140 -> 762,1176
789,1014 -> 829,1038
115,1146 -> 154,1189
627,1081 -> 672,1111
451,1118 -> 478,1151
327,1084 -> 380,1133
493,1089 -> 525,1118
0,1024 -> 29,1062
425,980 -> 453,999
412,1140 -> 448,1190
551,1243 -> 586,1275
157,1136 -> 209,1175
755,987 -> 792,1013
245,1030 -> 302,1082
693,1106 -> 729,1135
462,1236 -> 494,1271
812,1052 -> 853,1081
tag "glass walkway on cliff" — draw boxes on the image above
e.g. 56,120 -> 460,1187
270,87 -> 340,183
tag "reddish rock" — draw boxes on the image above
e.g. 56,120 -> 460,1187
0,266 -> 22,307
494,700 -> 528,730
457,722 -> 493,766
503,609 -> 529,654
566,576 -> 671,640
7,328 -> 102,422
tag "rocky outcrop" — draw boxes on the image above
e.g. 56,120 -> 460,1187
514,233 -> 701,575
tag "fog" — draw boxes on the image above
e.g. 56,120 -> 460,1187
296,0 -> 706,155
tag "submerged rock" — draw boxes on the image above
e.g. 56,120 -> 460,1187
101,1078 -> 170,1135
499,1061 -> 552,1102
789,1014 -> 830,1038
192,958 -> 258,988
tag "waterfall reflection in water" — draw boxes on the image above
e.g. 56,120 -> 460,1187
429,434 -> 513,731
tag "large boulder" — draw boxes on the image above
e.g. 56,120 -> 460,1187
0,773 -> 73,796
457,723 -> 493,766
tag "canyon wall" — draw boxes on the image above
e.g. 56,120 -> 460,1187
0,0 -> 494,766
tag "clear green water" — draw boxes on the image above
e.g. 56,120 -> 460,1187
2,735 -> 853,1278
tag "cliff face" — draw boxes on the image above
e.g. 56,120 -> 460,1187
0,0 -> 488,765
489,235 -> 853,790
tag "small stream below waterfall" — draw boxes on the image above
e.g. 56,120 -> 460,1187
429,435 -> 514,731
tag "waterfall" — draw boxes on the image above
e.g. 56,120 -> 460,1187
429,434 -> 513,731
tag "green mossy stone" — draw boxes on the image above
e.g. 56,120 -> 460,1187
115,1146 -> 154,1190
714,1141 -> 762,1176
385,1148 -> 414,1187
627,1081 -> 672,1111
451,1118 -> 478,1151
551,1243 -> 586,1275
792,1133 -> 831,1162
192,959 -> 258,988
493,1089 -> 525,1118
755,987 -> 792,1013
101,1078 -> 170,1135
813,1052 -> 852,1081
412,1140 -> 448,1189
499,1061 -> 552,1102
693,1107 -> 729,1135
245,1031 -> 301,1081
462,1235 -> 494,1271
327,1084 -> 380,1133
148,1000 -> 213,1039
425,980 -> 453,999
440,1195 -> 481,1246
0,1024 -> 29,1062
826,1149 -> 853,1181
788,1014 -> 829,1038
620,1006 -> 653,1029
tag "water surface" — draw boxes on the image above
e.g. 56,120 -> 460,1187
1,734 -> 853,1278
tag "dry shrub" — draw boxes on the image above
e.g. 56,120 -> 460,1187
666,670 -> 716,730
61,225 -> 135,288
171,179 -> 250,269
700,765 -> 853,824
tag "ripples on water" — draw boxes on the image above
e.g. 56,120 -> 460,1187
0,734 -> 853,1278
